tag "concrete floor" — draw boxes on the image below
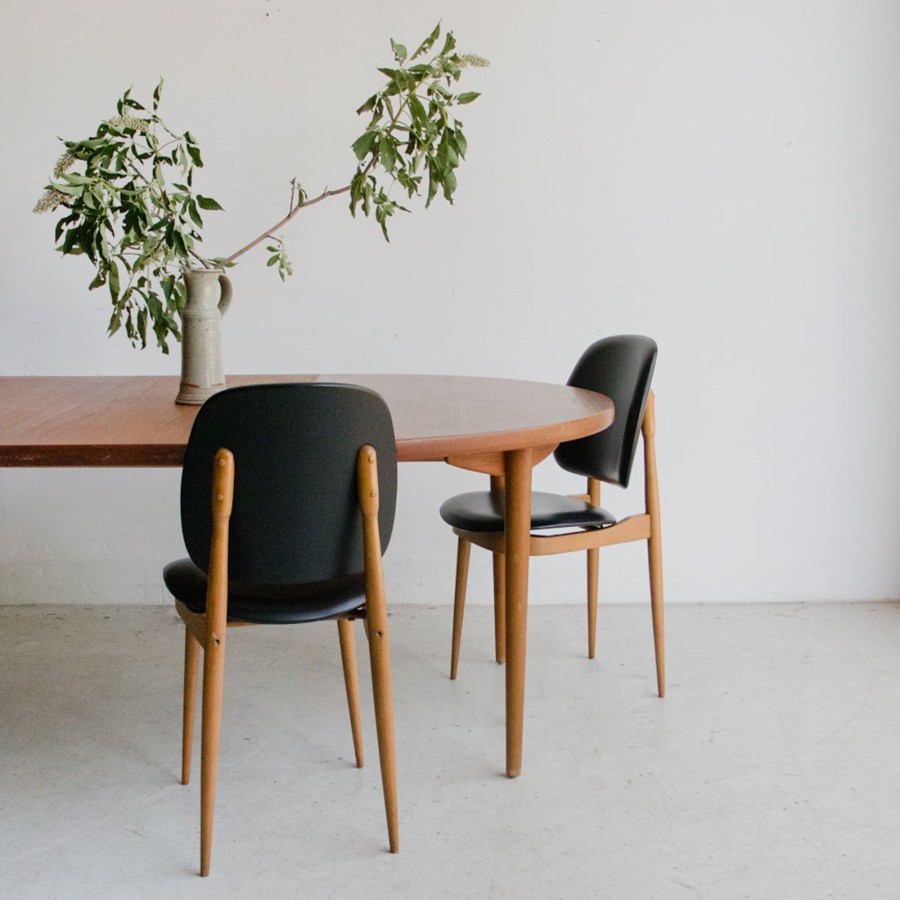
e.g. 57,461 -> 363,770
0,601 -> 898,899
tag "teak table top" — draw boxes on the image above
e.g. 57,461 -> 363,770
0,374 -> 614,467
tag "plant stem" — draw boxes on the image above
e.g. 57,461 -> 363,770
224,184 -> 351,264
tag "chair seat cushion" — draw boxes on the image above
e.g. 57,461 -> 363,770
439,491 -> 617,533
163,558 -> 367,624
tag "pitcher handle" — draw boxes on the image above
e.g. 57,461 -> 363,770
217,274 -> 233,316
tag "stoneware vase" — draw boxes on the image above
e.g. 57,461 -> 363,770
175,268 -> 232,405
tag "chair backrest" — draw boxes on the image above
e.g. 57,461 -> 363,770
553,335 -> 657,488
181,383 -> 397,584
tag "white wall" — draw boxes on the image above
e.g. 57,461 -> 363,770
1,0 -> 898,605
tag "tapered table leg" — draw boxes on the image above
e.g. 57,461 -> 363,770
503,447 -> 533,778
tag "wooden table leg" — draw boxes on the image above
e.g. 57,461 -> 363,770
504,447 -> 533,778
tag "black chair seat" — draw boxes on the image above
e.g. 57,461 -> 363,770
439,491 -> 617,533
163,558 -> 367,624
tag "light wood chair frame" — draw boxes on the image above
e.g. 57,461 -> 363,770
448,391 -> 664,698
174,445 -> 398,877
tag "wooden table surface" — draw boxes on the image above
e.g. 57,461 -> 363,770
0,374 -> 614,466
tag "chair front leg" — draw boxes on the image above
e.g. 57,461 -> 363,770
366,608 -> 399,853
357,445 -> 399,853
199,623 -> 226,877
199,447 -> 234,877
337,618 -> 364,768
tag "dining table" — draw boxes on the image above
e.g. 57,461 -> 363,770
0,373 -> 615,777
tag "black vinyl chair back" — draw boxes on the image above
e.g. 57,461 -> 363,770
181,383 -> 397,585
553,335 -> 657,488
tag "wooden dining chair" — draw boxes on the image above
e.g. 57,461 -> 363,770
163,383 -> 399,877
439,335 -> 664,696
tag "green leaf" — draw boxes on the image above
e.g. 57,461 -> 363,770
196,195 -> 223,211
109,260 -> 119,303
426,165 -> 439,208
107,309 -> 122,337
351,131 -> 378,161
349,170 -> 365,217
380,136 -> 398,172
412,23 -> 441,59
356,93 -> 378,115
442,167 -> 457,200
137,308 -> 148,345
408,94 -> 427,129
172,230 -> 187,257
456,91 -> 481,105
188,200 -> 203,228
391,39 -> 407,63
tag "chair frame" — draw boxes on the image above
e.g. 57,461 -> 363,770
175,444 -> 398,876
448,390 -> 664,697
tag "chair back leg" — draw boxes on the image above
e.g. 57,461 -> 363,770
491,551 -> 507,665
337,619 -> 365,768
642,392 -> 665,698
450,537 -> 471,680
585,478 -> 602,660
586,548 -> 599,659
182,628 -> 201,784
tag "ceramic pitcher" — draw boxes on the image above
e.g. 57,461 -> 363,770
175,268 -> 232,405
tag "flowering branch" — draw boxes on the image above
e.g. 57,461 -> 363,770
34,23 -> 487,352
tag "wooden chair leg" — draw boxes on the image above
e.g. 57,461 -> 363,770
182,627 -> 201,785
642,393 -> 665,698
337,619 -> 364,768
586,547 -> 599,660
450,538 -> 471,680
199,629 -> 227,877
366,613 -> 399,853
357,446 -> 398,852
492,551 -> 506,664
648,533 -> 665,698
586,477 -> 601,661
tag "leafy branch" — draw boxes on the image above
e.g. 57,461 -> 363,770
34,23 -> 487,352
